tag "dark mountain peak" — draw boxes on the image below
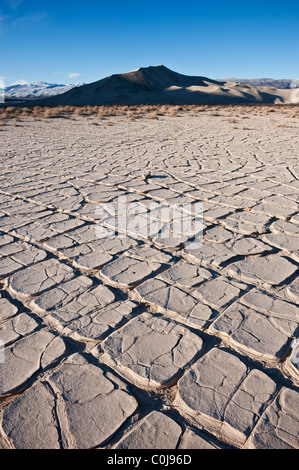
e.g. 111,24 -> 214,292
11,65 -> 293,107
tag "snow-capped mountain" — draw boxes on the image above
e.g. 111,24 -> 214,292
2,81 -> 85,100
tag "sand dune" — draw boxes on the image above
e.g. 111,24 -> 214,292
23,65 -> 295,106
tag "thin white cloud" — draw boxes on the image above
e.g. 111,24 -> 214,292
68,73 -> 82,79
10,79 -> 28,86
12,11 -> 48,27
5,0 -> 23,9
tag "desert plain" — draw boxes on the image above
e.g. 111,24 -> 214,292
0,104 -> 298,449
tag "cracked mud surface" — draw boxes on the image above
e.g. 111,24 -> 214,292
0,109 -> 298,449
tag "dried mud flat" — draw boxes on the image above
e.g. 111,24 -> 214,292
0,106 -> 298,449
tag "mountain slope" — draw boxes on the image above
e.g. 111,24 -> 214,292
7,66 -> 296,106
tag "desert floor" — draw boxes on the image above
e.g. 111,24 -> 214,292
0,107 -> 298,449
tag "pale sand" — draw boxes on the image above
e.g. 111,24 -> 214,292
0,108 -> 298,449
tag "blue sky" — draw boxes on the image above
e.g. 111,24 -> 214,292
1,0 -> 299,85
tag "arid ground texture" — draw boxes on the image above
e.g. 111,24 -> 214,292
0,105 -> 298,449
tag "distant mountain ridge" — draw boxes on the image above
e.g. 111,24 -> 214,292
216,78 -> 299,89
3,66 -> 298,106
2,81 -> 85,101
